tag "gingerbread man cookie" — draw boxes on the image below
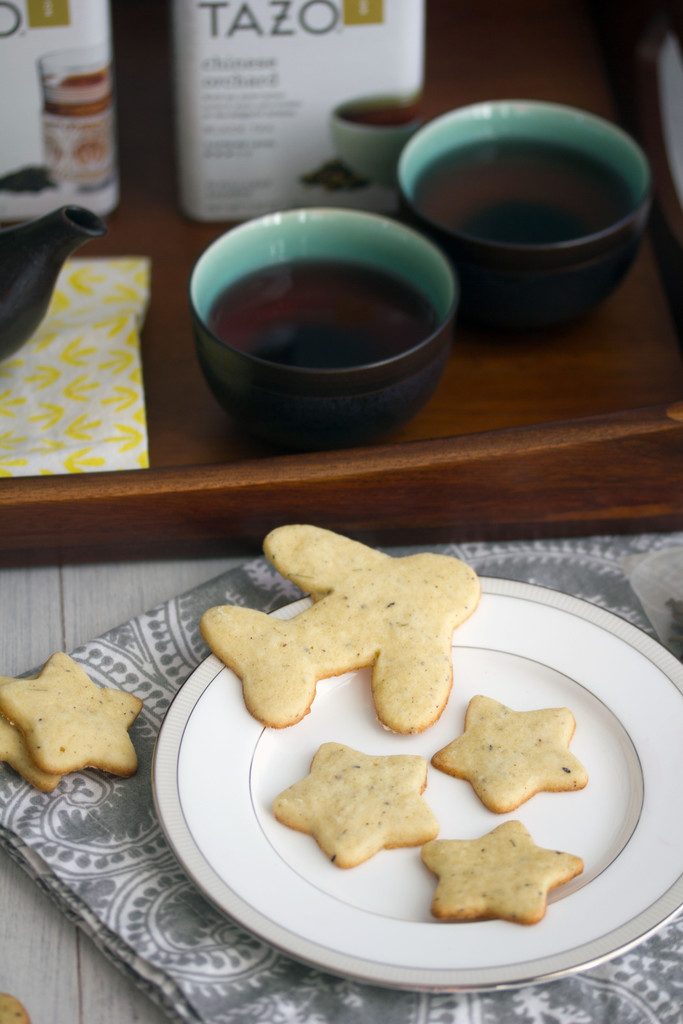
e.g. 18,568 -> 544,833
200,525 -> 480,733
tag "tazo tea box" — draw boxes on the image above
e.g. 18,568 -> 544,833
0,0 -> 118,222
172,0 -> 425,221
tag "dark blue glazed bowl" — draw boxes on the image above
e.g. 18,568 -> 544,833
190,208 -> 457,451
398,100 -> 651,330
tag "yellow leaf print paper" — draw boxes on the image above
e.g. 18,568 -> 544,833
0,258 -> 150,477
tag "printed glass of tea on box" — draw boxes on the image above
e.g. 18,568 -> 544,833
190,207 -> 457,450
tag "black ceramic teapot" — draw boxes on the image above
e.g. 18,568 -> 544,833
0,205 -> 106,361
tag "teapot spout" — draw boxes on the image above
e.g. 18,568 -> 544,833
38,204 -> 106,246
0,205 -> 107,362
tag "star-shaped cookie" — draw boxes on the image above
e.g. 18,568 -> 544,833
273,742 -> 439,867
422,820 -> 584,924
201,524 -> 480,733
431,695 -> 588,812
0,715 -> 62,792
0,652 -> 143,776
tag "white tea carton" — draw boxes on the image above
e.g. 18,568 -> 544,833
172,0 -> 425,221
0,0 -> 118,222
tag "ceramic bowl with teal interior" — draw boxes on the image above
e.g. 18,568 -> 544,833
398,100 -> 651,330
190,208 -> 457,450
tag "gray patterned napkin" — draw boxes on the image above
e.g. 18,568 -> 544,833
2,532 -> 683,1024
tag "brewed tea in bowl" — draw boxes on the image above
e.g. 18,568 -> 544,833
398,99 -> 651,329
190,208 -> 457,450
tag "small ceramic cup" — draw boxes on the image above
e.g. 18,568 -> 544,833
398,99 -> 651,330
330,94 -> 422,189
190,207 -> 457,451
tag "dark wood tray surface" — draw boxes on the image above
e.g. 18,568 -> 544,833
2,0 -> 683,565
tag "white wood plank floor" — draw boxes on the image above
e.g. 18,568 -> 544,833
0,554 -> 247,1024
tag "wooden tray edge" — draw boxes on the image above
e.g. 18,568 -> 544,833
1,401 -> 681,564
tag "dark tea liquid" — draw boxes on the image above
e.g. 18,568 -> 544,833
339,101 -> 420,126
413,138 -> 634,244
207,260 -> 436,369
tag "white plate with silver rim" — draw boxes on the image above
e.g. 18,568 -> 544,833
152,577 -> 683,991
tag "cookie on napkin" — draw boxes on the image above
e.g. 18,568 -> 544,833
201,524 -> 480,733
422,820 -> 584,924
0,652 -> 142,777
273,742 -> 439,867
0,715 -> 62,792
431,695 -> 588,812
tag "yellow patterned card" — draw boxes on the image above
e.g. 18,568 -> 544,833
0,258 -> 150,477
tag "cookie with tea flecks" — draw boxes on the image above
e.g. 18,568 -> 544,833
0,992 -> 31,1023
273,741 -> 439,867
0,712 -> 61,792
432,695 -> 588,812
422,820 -> 583,924
0,652 -> 142,777
201,525 -> 480,733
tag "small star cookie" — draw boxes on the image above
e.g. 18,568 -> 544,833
0,652 -> 143,777
0,715 -> 62,792
431,695 -> 588,812
422,820 -> 584,924
273,742 -> 439,867
201,525 -> 480,733
0,993 -> 31,1024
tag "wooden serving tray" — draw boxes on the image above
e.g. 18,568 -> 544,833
2,0 -> 683,565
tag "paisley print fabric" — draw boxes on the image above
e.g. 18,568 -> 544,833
1,532 -> 683,1023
